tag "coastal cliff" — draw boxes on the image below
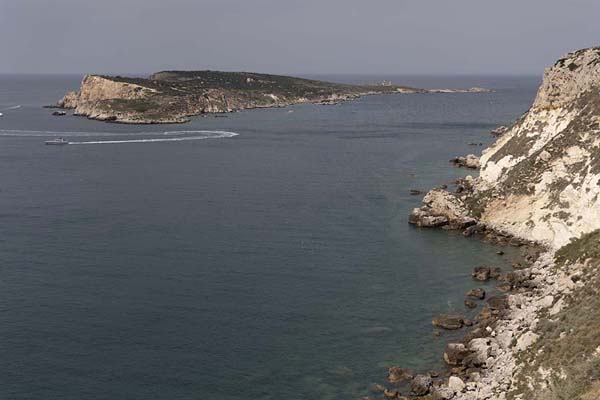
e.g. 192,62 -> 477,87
405,47 -> 600,400
55,71 -> 488,124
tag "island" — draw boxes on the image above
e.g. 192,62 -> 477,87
54,71 -> 490,124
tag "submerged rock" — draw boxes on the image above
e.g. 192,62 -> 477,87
472,266 -> 501,281
387,366 -> 413,384
464,299 -> 477,309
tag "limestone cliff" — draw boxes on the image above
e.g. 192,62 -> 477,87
407,46 -> 600,400
476,47 -> 600,248
411,47 -> 600,249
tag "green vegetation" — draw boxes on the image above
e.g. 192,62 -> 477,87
108,98 -> 159,113
555,230 -> 600,266
509,230 -> 600,400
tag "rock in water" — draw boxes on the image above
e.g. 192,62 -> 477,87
490,125 -> 508,136
387,366 -> 413,384
466,287 -> 486,299
472,266 -> 492,281
464,299 -> 477,309
450,154 -> 480,169
432,314 -> 464,330
411,374 -> 432,396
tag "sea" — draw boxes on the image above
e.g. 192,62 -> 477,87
0,74 -> 539,400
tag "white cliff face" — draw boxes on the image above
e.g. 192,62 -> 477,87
474,47 -> 600,248
58,75 -> 155,108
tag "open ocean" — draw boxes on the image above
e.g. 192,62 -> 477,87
0,74 -> 539,399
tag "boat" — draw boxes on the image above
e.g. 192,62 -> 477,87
0,113 -> 3,117
45,137 -> 69,145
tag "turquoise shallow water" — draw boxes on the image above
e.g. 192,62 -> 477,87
0,75 -> 538,399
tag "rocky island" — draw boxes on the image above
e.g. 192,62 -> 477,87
396,46 -> 600,400
54,71 -> 488,124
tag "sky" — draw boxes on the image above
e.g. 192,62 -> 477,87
1,0 -> 599,75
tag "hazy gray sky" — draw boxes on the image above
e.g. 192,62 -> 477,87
1,0 -> 598,75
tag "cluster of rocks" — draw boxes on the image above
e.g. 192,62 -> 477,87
450,155 -> 481,169
365,248 -> 559,400
408,189 -> 477,229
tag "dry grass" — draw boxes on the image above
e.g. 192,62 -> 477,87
509,230 -> 600,400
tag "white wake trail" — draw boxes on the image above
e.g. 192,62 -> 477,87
2,105 -> 21,111
0,129 -> 239,144
69,131 -> 239,145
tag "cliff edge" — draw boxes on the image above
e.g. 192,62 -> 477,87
407,46 -> 600,400
411,47 -> 600,250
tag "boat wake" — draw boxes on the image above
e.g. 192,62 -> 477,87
0,129 -> 239,144
70,131 -> 239,145
1,105 -> 22,111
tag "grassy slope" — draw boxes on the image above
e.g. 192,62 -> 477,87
510,230 -> 600,400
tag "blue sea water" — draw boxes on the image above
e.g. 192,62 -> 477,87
0,74 -> 539,400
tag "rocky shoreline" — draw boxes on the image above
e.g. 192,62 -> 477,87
365,46 -> 600,399
365,177 -> 546,400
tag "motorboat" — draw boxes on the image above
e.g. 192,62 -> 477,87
45,137 -> 69,145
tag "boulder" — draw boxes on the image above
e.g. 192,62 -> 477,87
463,223 -> 486,237
432,314 -> 464,330
383,389 -> 399,399
388,366 -> 413,384
411,374 -> 433,396
490,125 -> 508,136
464,299 -> 477,309
447,376 -> 465,393
450,154 -> 480,169
471,266 -> 501,281
443,343 -> 469,365
408,208 -> 449,228
472,266 -> 491,281
432,387 -> 455,400
487,296 -> 509,311
411,189 -> 475,230
465,338 -> 491,367
466,288 -> 486,300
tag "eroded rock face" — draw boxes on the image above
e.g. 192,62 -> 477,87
472,47 -> 600,248
409,189 -> 476,229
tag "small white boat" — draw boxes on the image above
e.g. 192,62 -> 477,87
0,113 -> 3,117
45,137 -> 69,145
